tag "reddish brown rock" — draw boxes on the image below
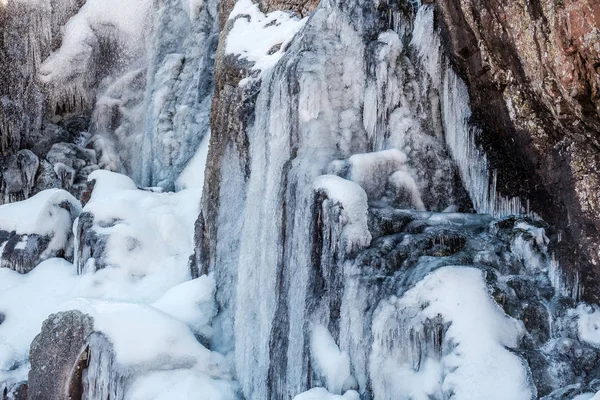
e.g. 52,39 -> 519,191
435,0 -> 600,301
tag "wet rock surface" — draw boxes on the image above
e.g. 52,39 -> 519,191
349,206 -> 600,398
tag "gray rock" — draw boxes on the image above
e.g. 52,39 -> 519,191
28,311 -> 94,400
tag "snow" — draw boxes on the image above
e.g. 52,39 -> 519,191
87,169 -> 138,194
152,275 -> 216,339
126,368 -> 237,400
0,189 -> 80,236
63,298 -> 210,367
293,388 -> 360,400
226,0 -> 307,75
371,266 -> 533,400
314,175 -> 371,252
0,189 -> 81,259
577,305 -> 600,347
0,169 -> 218,393
0,259 -> 80,385
310,325 -> 352,395
573,394 -> 597,400
347,149 -> 408,200
0,258 -> 230,393
79,171 -> 202,301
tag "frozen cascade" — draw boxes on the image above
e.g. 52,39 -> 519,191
204,1 -> 471,397
0,0 -> 84,158
138,0 -> 219,188
23,0 -> 219,193
1,0 -> 217,205
199,1 -> 600,399
0,0 -> 599,398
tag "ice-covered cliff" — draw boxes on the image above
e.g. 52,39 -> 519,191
0,0 -> 217,204
1,0 -> 600,399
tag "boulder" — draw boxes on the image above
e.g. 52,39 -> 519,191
28,311 -> 94,400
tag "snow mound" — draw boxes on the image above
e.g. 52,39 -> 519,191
63,298 -> 212,368
0,189 -> 81,267
577,304 -> 600,348
0,259 -> 80,385
152,275 -> 216,339
0,170 -> 208,390
371,266 -> 533,400
293,388 -> 360,400
226,0 -> 307,75
0,257 -> 229,395
314,175 -> 371,252
76,171 -> 202,301
0,189 -> 81,237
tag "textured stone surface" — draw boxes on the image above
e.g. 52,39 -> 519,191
0,191 -> 81,273
28,311 -> 94,400
434,0 -> 600,301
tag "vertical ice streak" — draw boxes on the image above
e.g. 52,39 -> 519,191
411,6 -> 524,218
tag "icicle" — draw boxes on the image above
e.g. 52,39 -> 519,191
17,149 -> 39,199
411,7 -> 525,218
81,332 -> 128,400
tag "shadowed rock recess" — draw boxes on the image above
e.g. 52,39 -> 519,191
434,0 -> 600,302
1,0 -> 600,399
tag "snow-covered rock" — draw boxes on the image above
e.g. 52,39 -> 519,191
74,170 -> 201,300
0,189 -> 81,273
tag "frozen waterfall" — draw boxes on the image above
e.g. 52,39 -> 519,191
0,0 -> 599,399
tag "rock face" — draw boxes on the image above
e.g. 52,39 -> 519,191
28,311 -> 94,400
434,0 -> 600,301
28,312 -> 126,400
